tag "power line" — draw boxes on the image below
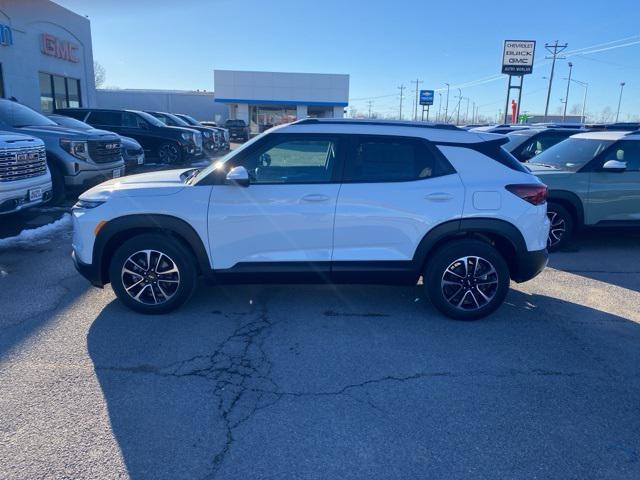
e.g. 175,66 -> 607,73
543,40 -> 568,119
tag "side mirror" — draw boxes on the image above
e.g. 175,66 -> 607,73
602,160 -> 627,172
225,166 -> 250,187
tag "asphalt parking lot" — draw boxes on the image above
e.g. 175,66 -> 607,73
1,210 -> 639,479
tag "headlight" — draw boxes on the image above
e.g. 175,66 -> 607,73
60,139 -> 89,160
181,132 -> 191,141
73,199 -> 105,210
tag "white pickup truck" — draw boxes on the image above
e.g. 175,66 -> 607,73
0,131 -> 52,214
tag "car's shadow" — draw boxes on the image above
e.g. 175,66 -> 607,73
550,228 -> 640,292
87,283 -> 640,479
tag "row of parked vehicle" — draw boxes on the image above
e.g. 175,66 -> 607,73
467,122 -> 640,251
0,99 -> 231,213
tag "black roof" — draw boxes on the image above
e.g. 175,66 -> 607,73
295,118 -> 462,130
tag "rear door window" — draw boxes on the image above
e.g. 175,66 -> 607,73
344,135 -> 453,183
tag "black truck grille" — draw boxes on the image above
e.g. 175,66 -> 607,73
0,145 -> 47,182
88,139 -> 122,164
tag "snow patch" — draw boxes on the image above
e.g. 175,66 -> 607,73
0,214 -> 72,251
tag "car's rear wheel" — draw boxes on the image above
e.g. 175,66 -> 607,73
109,234 -> 197,314
546,202 -> 573,252
424,239 -> 510,320
157,142 -> 182,164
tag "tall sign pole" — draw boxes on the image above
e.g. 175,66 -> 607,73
502,40 -> 536,124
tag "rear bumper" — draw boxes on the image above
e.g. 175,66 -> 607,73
72,251 -> 104,288
512,248 -> 548,283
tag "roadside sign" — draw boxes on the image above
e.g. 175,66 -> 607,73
502,40 -> 536,75
419,89 -> 434,106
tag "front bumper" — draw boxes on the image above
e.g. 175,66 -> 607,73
65,161 -> 125,188
72,251 -> 104,288
0,176 -> 53,214
512,248 -> 548,283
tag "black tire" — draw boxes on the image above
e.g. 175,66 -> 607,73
157,142 -> 182,164
424,239 -> 510,320
49,164 -> 66,205
109,233 -> 197,314
546,202 -> 573,252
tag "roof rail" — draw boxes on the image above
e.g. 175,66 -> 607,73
294,118 -> 462,130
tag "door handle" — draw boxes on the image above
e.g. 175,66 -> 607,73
301,194 -> 330,202
425,192 -> 454,202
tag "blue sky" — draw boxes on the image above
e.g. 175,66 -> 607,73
55,0 -> 640,121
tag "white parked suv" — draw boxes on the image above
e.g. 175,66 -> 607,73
72,119 -> 549,319
0,131 -> 52,214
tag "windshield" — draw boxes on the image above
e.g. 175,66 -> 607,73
225,120 -> 246,127
193,133 -> 264,184
530,138 -> 614,172
0,100 -> 57,127
136,111 -> 166,128
50,115 -> 92,130
164,113 -> 191,127
178,114 -> 199,126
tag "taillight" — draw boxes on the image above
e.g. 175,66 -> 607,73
505,184 -> 547,205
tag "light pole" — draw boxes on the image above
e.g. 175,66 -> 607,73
562,62 -> 573,122
437,92 -> 442,122
564,77 -> 588,123
455,88 -> 462,125
615,82 -> 626,122
444,83 -> 450,123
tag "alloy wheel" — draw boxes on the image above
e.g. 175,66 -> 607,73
159,144 -> 179,164
547,211 -> 566,248
121,249 -> 180,305
440,256 -> 499,311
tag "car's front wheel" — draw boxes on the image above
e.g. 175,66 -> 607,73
546,203 -> 573,252
109,234 -> 197,314
424,239 -> 510,320
157,142 -> 182,164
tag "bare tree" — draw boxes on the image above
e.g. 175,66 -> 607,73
569,104 -> 581,115
600,106 -> 613,123
94,61 -> 106,89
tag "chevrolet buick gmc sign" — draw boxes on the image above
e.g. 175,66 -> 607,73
419,90 -> 435,106
502,40 -> 536,75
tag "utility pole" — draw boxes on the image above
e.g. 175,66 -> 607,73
472,101 -> 476,123
444,83 -> 450,123
411,78 -> 423,121
562,62 -> 573,121
465,97 -> 470,124
437,92 -> 443,122
367,100 -> 373,119
455,88 -> 462,125
616,82 -> 626,122
398,85 -> 405,120
543,40 -> 568,120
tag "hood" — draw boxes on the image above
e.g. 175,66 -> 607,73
17,124 -> 119,140
80,168 -> 192,200
0,130 -> 43,143
120,135 -> 142,148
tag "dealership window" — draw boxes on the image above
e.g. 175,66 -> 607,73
39,72 -> 81,113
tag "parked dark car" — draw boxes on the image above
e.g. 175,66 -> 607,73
0,100 -> 124,204
145,111 -> 218,155
49,114 -> 144,172
174,113 -> 230,150
223,119 -> 250,142
56,108 -> 202,164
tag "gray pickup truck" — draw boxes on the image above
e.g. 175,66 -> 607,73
0,99 -> 124,204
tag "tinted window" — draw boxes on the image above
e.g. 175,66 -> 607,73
178,114 -> 199,126
88,111 -> 122,126
136,111 -> 166,127
513,131 -> 573,160
531,138 -> 614,172
600,140 -> 640,171
123,112 -> 148,128
236,136 -> 337,184
345,136 -> 449,182
0,99 -> 56,127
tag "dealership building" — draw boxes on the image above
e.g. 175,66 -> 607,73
0,0 -> 96,113
214,69 -> 349,133
0,1 -> 350,126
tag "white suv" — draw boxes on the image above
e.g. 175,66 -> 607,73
72,119 -> 549,319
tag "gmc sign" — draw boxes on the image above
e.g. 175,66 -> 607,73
41,33 -> 79,63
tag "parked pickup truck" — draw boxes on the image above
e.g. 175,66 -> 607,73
0,131 -> 52,214
224,119 -> 250,142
